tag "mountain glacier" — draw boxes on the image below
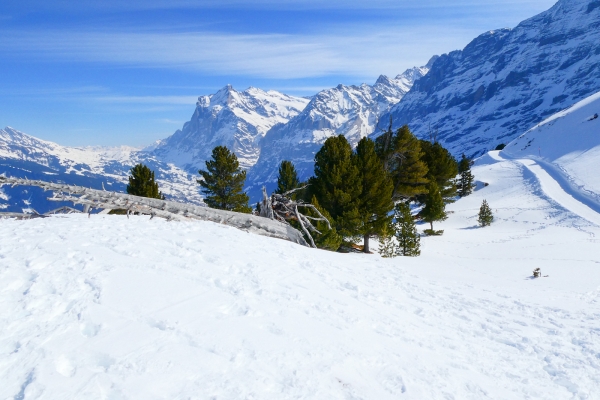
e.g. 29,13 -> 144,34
381,0 -> 600,157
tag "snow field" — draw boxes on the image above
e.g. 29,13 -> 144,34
1,153 -> 600,399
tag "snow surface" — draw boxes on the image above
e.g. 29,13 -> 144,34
503,90 -> 600,209
2,146 -> 600,399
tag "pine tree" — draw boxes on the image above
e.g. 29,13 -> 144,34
378,222 -> 397,258
355,137 -> 394,253
198,146 -> 251,213
421,181 -> 447,231
394,202 -> 420,256
127,163 -> 164,199
311,135 -> 362,239
375,125 -> 429,200
419,140 -> 458,203
478,199 -> 494,227
276,160 -> 300,195
306,195 -> 343,251
457,154 -> 475,197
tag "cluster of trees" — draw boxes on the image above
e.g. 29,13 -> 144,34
126,125 -> 487,253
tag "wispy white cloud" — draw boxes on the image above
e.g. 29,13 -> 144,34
9,0 -> 556,12
0,26 -> 474,80
93,95 -> 199,105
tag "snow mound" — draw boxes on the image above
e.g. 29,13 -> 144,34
2,151 -> 600,399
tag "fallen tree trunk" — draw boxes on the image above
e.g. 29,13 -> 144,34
0,175 -> 309,247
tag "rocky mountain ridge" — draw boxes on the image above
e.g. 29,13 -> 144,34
381,0 -> 600,157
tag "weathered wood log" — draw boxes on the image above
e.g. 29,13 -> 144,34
0,175 -> 309,247
258,185 -> 331,248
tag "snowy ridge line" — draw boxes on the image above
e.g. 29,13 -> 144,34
492,152 -> 600,226
0,175 -> 309,246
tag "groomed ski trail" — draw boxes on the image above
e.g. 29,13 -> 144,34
491,151 -> 600,226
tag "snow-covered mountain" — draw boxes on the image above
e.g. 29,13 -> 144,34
0,127 -> 202,213
382,0 -> 600,157
150,86 -> 309,171
245,61 -> 436,198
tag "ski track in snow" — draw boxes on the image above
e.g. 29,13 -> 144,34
492,151 -> 600,227
1,154 -> 600,399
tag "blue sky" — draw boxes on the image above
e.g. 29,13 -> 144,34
0,0 -> 557,147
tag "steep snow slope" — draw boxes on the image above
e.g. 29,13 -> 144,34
383,0 -> 600,157
0,127 -> 202,213
151,86 -> 309,171
246,62 -> 435,199
1,148 -> 600,399
503,90 -> 600,206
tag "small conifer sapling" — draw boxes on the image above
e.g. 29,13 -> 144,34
276,160 -> 300,196
421,181 -> 447,233
127,163 -> 164,199
457,154 -> 475,197
198,146 -> 251,213
478,199 -> 494,227
394,202 -> 421,256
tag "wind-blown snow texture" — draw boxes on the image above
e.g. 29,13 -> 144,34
382,0 -> 600,158
1,145 -> 600,399
0,127 -> 203,213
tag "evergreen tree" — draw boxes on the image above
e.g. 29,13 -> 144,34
478,199 -> 494,227
378,222 -> 397,258
419,140 -> 458,203
198,146 -> 251,213
276,160 -> 300,195
127,163 -> 164,199
355,137 -> 394,253
457,154 -> 475,197
421,181 -> 447,231
311,135 -> 362,239
306,195 -> 343,251
375,125 -> 429,200
394,202 -> 421,256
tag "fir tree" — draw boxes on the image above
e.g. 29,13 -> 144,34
421,181 -> 447,231
394,202 -> 421,256
306,195 -> 343,251
127,163 -> 164,199
311,135 -> 362,239
478,199 -> 494,227
276,160 -> 300,195
355,137 -> 394,253
375,125 -> 429,200
457,154 -> 475,197
419,140 -> 458,203
378,222 -> 397,258
198,146 -> 251,213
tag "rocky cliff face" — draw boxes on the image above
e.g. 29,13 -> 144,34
245,63 -> 435,198
382,0 -> 600,157
150,86 -> 309,171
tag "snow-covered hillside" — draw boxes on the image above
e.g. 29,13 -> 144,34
151,86 -> 310,171
383,0 -> 600,157
2,140 -> 600,398
0,127 -> 203,213
503,90 -> 600,207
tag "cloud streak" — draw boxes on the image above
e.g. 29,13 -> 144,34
0,26 -> 475,80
